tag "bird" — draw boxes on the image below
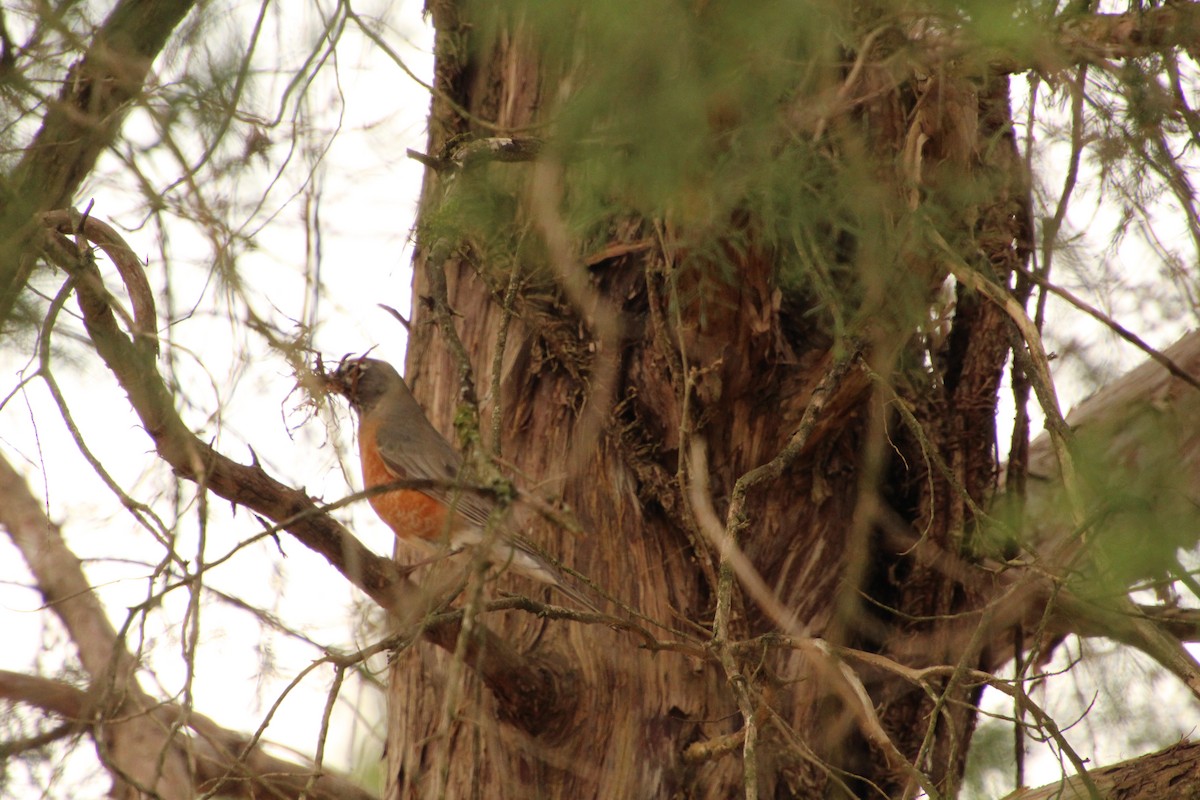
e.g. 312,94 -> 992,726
323,355 -> 597,612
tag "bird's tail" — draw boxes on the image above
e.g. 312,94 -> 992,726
491,534 -> 603,614
546,574 -> 603,614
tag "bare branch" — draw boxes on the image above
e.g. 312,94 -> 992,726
0,453 -> 192,798
0,670 -> 378,800
34,210 -> 578,734
0,0 -> 197,326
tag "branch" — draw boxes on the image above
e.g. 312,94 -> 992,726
42,210 -> 158,353
1006,739 -> 1200,800
34,210 -> 575,735
1012,265 -> 1200,394
0,452 -> 193,799
1027,330 -> 1200,477
406,136 -> 544,173
685,349 -> 942,799
0,670 -> 377,800
1053,4 -> 1200,63
953,328 -> 1200,699
919,3 -> 1200,74
1139,605 -> 1200,643
0,0 -> 197,326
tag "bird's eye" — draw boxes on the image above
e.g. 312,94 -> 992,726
345,360 -> 367,392
331,356 -> 373,399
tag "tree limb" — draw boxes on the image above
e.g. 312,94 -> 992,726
1005,739 -> 1200,800
0,670 -> 377,800
0,0 -> 197,326
33,210 -> 575,735
0,452 -> 193,799
920,3 -> 1200,74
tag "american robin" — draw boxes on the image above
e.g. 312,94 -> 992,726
324,355 -> 596,611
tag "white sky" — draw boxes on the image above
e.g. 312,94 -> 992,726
1,1 -> 432,792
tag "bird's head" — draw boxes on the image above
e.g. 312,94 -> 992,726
323,355 -> 402,414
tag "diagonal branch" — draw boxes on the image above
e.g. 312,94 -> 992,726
34,210 -> 575,735
0,0 -> 197,326
0,670 -> 377,800
919,3 -> 1200,74
0,452 -> 193,799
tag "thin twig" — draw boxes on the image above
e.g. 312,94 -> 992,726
682,348 -> 940,796
490,263 -> 522,458
811,25 -> 889,143
931,223 -> 1200,703
528,155 -> 624,479
348,7 -> 547,135
1013,264 -> 1200,394
711,346 -> 861,639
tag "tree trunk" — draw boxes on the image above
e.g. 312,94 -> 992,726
384,3 -> 1028,798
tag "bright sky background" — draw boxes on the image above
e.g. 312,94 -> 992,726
0,2 -> 1197,797
1,1 -> 432,792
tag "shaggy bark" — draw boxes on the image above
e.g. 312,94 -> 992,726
383,2 -> 1200,798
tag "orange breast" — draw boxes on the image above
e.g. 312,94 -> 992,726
359,418 -> 447,543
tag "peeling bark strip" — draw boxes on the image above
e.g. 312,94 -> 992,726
0,0 -> 196,326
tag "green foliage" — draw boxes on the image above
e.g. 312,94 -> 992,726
989,403 -> 1200,593
1072,406 -> 1200,593
455,0 -> 971,336
424,171 -> 525,264
960,717 -> 1018,799
472,0 -> 847,210
926,0 -> 1051,65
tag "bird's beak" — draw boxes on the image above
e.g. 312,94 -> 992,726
315,355 -> 347,397
323,371 -> 348,397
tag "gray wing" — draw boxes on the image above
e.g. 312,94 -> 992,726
373,402 -> 600,610
373,406 -> 497,530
